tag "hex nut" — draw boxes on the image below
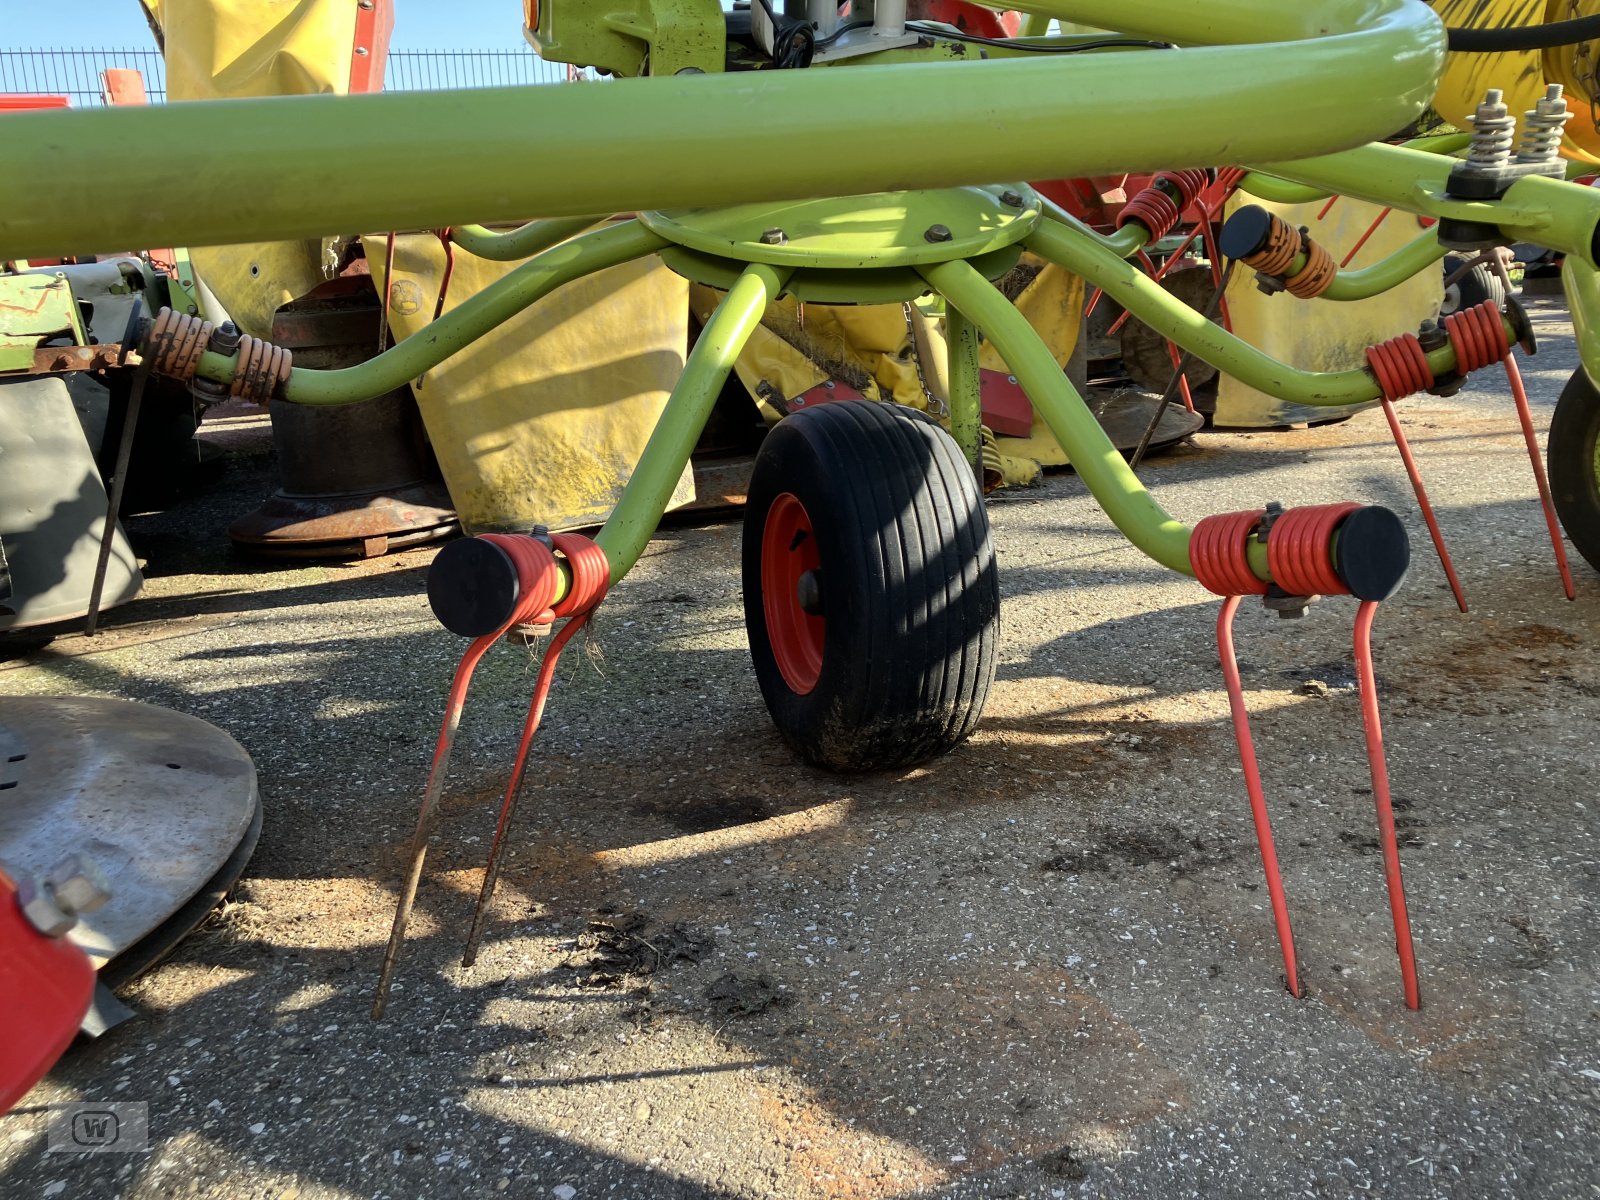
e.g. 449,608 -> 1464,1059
46,853 -> 111,917
15,874 -> 75,938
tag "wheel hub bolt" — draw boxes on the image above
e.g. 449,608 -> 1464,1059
924,224 -> 953,243
999,190 -> 1024,208
759,227 -> 788,245
796,569 -> 824,614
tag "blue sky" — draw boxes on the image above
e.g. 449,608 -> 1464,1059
5,1 -> 535,51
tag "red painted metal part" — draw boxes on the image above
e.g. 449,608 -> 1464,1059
1353,599 -> 1421,1011
1215,595 -> 1302,998
375,532 -> 614,1015
0,867 -> 95,1114
917,0 -> 1020,38
1364,302 -> 1574,606
349,0 -> 394,94
463,533 -> 611,964
99,69 -> 147,107
432,228 -> 456,322
1192,504 -> 1421,1008
373,534 -> 563,1018
1502,353 -> 1577,600
762,492 -> 825,695
0,95 -> 68,110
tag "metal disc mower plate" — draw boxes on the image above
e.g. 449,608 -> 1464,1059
0,696 -> 259,969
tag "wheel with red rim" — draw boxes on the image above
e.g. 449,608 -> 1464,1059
743,400 -> 1000,771
1549,366 -> 1600,573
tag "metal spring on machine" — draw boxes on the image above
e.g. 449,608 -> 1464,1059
230,334 -> 294,405
1466,88 -> 1516,170
1115,168 -> 1211,241
145,306 -> 213,384
1516,84 -> 1573,165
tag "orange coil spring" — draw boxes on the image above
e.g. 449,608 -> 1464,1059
146,306 -> 213,383
1116,170 -> 1208,240
230,334 -> 294,405
1283,235 -> 1337,299
1365,333 -> 1434,402
477,534 -> 563,626
548,531 -> 611,620
1239,212 -> 1302,277
1442,299 -> 1509,373
1191,509 -> 1270,597
1266,503 -> 1359,597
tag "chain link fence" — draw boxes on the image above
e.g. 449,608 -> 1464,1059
0,47 -> 579,107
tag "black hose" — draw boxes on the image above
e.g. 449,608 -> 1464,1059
1447,15 -> 1600,52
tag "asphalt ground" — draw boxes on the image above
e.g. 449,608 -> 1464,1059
2,296 -> 1598,1199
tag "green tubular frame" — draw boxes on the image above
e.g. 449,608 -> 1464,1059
449,216 -> 602,262
193,221 -> 668,404
16,0 -> 1600,601
923,257 -> 1195,574
946,308 -> 983,469
593,261 -> 790,582
0,0 -> 1443,260
1026,218 -> 1481,407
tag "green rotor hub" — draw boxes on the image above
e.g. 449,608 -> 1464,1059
641,185 -> 1041,271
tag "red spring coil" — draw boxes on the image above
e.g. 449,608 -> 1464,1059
1365,332 -> 1434,402
1266,502 -> 1359,597
477,534 -> 563,626
1283,235 -> 1337,299
1116,185 -> 1182,240
1116,169 -> 1210,240
1442,299 -> 1509,373
1155,168 -> 1209,210
548,531 -> 611,619
1191,509 -> 1269,596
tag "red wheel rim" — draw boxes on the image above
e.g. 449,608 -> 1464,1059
761,492 -> 825,695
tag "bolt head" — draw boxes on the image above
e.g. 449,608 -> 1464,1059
924,224 -> 954,243
15,875 -> 75,938
759,227 -> 787,245
796,569 -> 824,614
46,854 -> 111,917
999,190 -> 1024,209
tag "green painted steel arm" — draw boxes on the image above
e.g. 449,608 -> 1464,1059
1039,197 -> 1445,304
1238,133 -> 1474,204
920,257 -> 1195,575
1322,232 -> 1448,301
192,220 -> 668,404
1026,218 -> 1468,407
1250,142 -> 1600,268
0,0 -> 1442,261
594,262 -> 790,582
1562,256 -> 1600,392
450,216 -> 602,262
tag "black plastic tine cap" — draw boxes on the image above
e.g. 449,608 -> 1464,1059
1333,506 -> 1410,602
427,537 -> 520,637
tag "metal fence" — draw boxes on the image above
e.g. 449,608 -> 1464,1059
0,48 -> 168,105
0,47 -> 578,107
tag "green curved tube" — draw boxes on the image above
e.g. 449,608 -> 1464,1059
1300,230 -> 1448,302
1250,142 -> 1600,269
1042,193 -> 1445,301
594,262 -> 790,582
0,0 -> 1443,260
920,256 -> 1195,575
192,220 -> 668,405
450,216 -> 602,262
1026,218 -> 1466,407
1239,132 -> 1473,204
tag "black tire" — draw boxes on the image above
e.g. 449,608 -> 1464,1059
1549,367 -> 1600,572
742,401 -> 1000,771
1440,254 -> 1507,316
